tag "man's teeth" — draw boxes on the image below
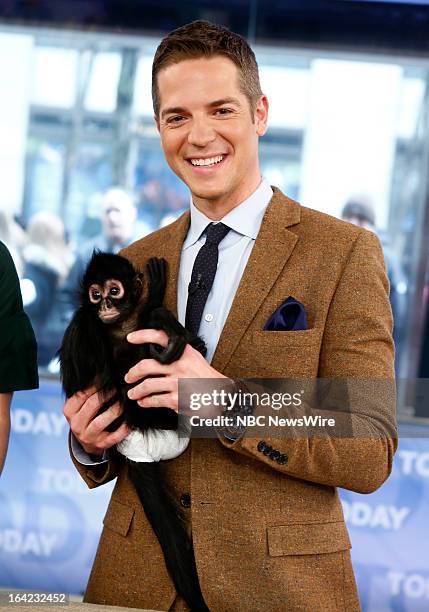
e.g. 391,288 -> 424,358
190,155 -> 224,167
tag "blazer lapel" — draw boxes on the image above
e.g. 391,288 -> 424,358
160,211 -> 190,318
211,189 -> 301,372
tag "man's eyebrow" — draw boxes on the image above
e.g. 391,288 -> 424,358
161,106 -> 187,119
161,98 -> 242,119
207,97 -> 241,107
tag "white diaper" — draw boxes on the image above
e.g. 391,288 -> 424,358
116,418 -> 191,462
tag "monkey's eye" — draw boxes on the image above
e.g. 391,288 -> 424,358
89,290 -> 101,303
109,287 -> 120,297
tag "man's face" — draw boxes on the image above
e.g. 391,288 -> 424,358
101,191 -> 136,244
156,56 -> 268,217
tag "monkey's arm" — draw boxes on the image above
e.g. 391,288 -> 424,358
138,257 -> 206,362
59,307 -> 115,397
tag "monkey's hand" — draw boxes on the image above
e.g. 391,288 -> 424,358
63,387 -> 131,458
145,257 -> 167,309
125,329 -> 224,416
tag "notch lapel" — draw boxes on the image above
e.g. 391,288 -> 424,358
211,189 -> 301,372
160,212 -> 190,318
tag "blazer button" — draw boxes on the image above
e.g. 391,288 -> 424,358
263,445 -> 273,456
269,450 -> 281,461
277,454 -> 289,465
180,493 -> 191,508
257,441 -> 268,452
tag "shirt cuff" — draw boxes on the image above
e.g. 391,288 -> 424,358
218,380 -> 254,442
70,433 -> 109,465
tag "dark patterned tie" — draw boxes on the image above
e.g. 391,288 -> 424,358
185,222 -> 231,335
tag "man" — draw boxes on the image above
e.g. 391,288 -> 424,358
341,196 -> 406,353
64,21 -> 397,611
67,187 -> 147,292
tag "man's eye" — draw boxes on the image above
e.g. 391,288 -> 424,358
215,108 -> 232,116
167,115 -> 185,124
110,287 -> 120,296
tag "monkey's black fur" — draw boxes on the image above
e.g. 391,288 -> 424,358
59,251 -> 208,611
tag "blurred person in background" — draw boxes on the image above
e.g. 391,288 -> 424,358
21,211 -> 74,367
66,187 -> 150,300
0,241 -> 38,475
0,210 -> 28,277
341,196 -> 407,361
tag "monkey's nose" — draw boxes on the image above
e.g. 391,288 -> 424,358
101,298 -> 113,310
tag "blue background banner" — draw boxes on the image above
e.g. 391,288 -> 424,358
0,380 -> 427,611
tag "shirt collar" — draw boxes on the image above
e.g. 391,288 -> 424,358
183,178 -> 273,249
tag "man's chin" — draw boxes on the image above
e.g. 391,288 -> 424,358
187,183 -> 228,204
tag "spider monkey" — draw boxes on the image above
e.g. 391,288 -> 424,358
59,251 -> 209,611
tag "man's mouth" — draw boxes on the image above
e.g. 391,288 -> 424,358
187,154 -> 227,168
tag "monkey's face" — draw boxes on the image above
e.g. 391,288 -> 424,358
88,279 -> 128,324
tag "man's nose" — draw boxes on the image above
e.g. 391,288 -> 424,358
187,118 -> 216,147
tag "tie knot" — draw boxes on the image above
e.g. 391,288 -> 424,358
204,222 -> 230,246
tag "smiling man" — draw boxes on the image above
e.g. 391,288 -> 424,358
64,21 -> 397,612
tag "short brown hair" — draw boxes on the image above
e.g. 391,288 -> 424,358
152,20 -> 263,117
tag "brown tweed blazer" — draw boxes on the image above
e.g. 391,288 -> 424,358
71,188 -> 397,612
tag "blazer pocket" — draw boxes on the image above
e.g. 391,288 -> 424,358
253,328 -> 322,348
267,521 -> 351,556
103,499 -> 135,537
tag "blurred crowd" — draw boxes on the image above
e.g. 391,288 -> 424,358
0,186 -> 186,372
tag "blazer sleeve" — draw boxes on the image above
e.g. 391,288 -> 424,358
218,229 -> 397,494
68,430 -> 121,489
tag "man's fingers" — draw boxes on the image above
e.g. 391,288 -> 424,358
87,402 -> 123,436
104,422 -> 131,447
125,359 -> 170,383
127,329 -> 169,346
138,393 -> 177,412
63,389 -> 94,420
128,377 -> 173,400
69,391 -> 109,435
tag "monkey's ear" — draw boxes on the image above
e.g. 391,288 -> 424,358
134,272 -> 144,285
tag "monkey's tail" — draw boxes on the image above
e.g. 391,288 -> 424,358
127,460 -> 209,612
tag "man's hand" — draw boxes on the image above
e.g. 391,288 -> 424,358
63,386 -> 130,458
125,329 -> 227,416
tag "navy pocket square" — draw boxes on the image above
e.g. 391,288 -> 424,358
263,296 -> 308,331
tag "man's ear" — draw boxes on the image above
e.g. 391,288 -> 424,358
155,115 -> 160,133
254,95 -> 269,136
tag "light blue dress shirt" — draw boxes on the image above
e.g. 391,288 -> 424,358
72,177 -> 273,464
178,177 -> 273,363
